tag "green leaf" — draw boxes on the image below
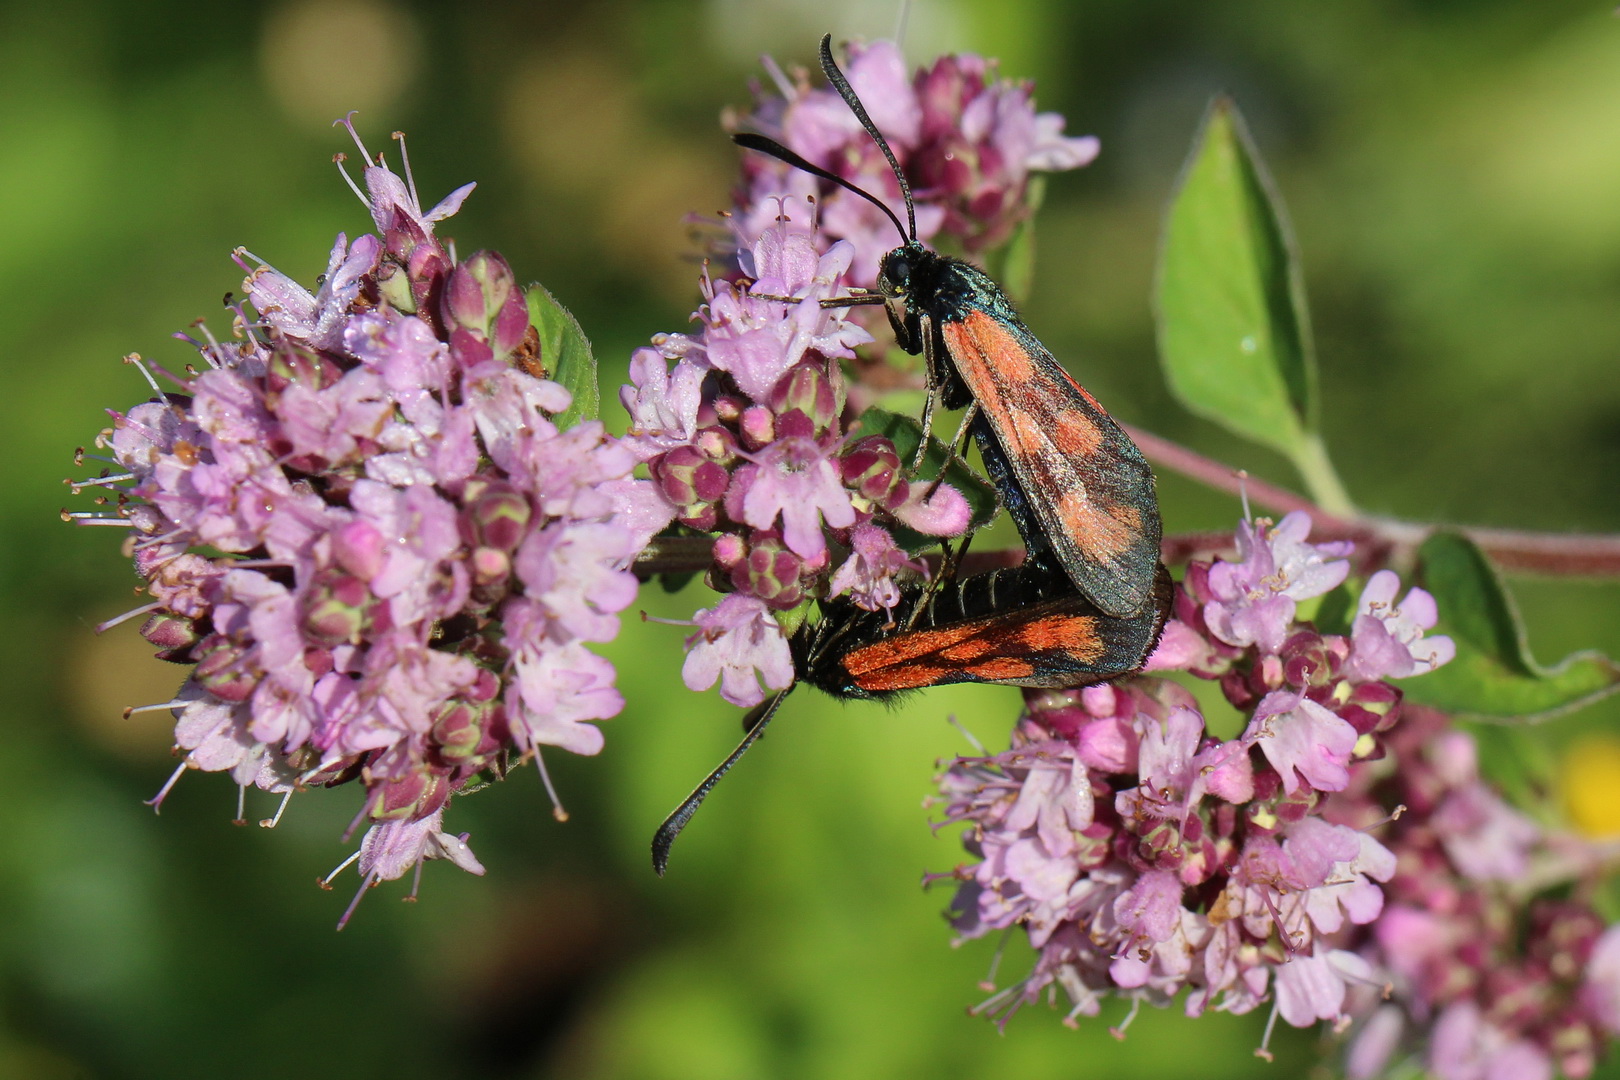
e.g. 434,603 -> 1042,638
845,407 -> 1000,553
1155,98 -> 1317,459
526,282 -> 598,427
1402,532 -> 1620,720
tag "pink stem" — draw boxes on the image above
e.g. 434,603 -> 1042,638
1124,423 -> 1620,577
628,428 -> 1620,578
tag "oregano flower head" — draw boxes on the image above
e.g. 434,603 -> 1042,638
72,118 -> 655,924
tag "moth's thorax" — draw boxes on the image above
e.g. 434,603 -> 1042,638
878,246 -> 1002,322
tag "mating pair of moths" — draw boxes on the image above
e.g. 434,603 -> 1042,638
652,36 -> 1167,873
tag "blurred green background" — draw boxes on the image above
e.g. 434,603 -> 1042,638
9,0 -> 1620,1076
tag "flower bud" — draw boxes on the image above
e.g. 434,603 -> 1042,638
712,394 -> 745,424
693,424 -> 738,466
460,478 -> 532,552
652,446 -> 728,508
712,532 -> 747,570
468,668 -> 500,703
1280,630 -> 1340,689
370,769 -> 446,822
840,436 -> 907,507
441,251 -> 530,362
769,361 -> 840,434
678,503 -> 719,532
332,519 -> 386,581
406,240 -> 449,317
774,409 -> 816,441
1338,680 -> 1402,735
192,634 -> 259,701
739,405 -> 775,450
431,700 -> 486,764
140,612 -> 199,660
302,569 -> 370,645
730,533 -> 806,608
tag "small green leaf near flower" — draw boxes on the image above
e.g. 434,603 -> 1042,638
1403,532 -> 1620,720
527,282 -> 599,427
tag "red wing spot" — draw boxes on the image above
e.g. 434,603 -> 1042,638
1056,490 -> 1140,563
940,636 -> 997,662
961,657 -> 1037,681
946,311 -> 1037,384
1050,409 -> 1105,457
842,625 -> 982,678
855,663 -> 952,693
1016,615 -> 1106,663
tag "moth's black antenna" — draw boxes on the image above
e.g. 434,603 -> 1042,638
817,33 -> 917,243
651,684 -> 797,876
732,133 -> 909,248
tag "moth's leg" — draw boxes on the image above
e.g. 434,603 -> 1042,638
910,313 -> 941,473
903,537 -> 953,631
886,300 -> 918,354
925,400 -> 978,499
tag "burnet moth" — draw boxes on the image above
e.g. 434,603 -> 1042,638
734,35 -> 1163,621
651,561 -> 1173,875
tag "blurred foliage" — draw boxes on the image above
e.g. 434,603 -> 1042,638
8,0 -> 1620,1076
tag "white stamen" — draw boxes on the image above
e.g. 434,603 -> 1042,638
407,856 -> 424,902
336,872 -> 377,931
321,849 -> 362,888
392,131 -> 420,212
259,789 -> 294,829
124,700 -> 186,717
948,714 -> 989,755
893,0 -> 913,52
1255,998 -> 1280,1061
1109,995 -> 1142,1040
95,601 -> 162,634
340,790 -> 381,843
760,54 -> 796,101
333,152 -> 369,210
978,926 -> 1014,991
1361,804 -> 1407,832
67,472 -> 135,494
122,353 -> 171,404
534,750 -> 569,822
68,516 -> 133,527
145,762 -> 189,812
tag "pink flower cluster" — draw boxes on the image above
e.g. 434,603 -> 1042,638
643,41 -> 1098,708
1342,706 -> 1620,1080
932,514 -> 1462,1046
734,40 -> 1100,279
625,200 -> 967,707
75,120 -> 655,920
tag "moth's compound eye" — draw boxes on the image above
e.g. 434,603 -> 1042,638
879,250 -> 911,296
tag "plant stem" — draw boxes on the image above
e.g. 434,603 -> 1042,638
1291,431 -> 1356,516
1126,423 -> 1620,576
631,426 -> 1620,579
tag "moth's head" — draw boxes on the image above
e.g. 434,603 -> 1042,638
877,241 -> 929,300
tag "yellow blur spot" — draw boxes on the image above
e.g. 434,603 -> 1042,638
259,0 -> 421,127
1563,735 -> 1620,838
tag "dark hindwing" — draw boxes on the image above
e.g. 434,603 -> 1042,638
801,564 -> 1173,700
935,299 -> 1162,620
